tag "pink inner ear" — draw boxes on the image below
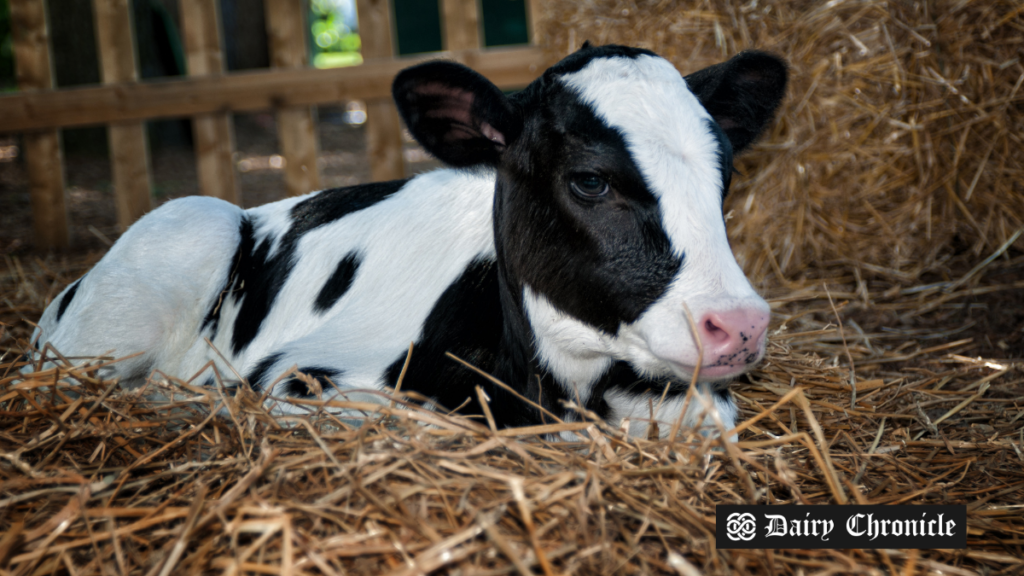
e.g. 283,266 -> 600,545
418,82 -> 477,126
480,122 -> 505,145
414,81 -> 505,146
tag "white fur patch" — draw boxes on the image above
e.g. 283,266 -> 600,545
523,286 -> 612,402
605,384 -> 738,440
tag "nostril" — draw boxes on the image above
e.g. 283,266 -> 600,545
692,308 -> 769,370
701,314 -> 732,344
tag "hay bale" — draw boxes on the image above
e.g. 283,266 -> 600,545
537,0 -> 1024,286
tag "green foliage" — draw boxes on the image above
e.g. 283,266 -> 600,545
310,0 -> 360,68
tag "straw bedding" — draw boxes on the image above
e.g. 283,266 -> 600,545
1,1 -> 1023,574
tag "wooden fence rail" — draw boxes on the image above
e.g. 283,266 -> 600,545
2,0 -> 543,251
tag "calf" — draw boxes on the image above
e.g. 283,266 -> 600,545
34,44 -> 787,437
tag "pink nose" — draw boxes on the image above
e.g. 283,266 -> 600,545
698,308 -> 770,367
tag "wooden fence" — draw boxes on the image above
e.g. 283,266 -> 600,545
2,0 -> 545,251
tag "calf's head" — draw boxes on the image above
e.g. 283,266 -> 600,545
394,44 -> 787,390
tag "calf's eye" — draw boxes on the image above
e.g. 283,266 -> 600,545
570,174 -> 610,199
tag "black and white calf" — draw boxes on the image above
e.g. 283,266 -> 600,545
34,44 -> 787,437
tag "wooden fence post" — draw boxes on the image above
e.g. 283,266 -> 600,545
265,0 -> 321,197
441,0 -> 480,51
180,0 -> 240,204
525,0 -> 540,45
10,0 -> 69,251
93,0 -> 153,230
355,0 -> 405,182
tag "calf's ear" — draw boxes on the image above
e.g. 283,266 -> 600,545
684,51 -> 788,154
392,61 -> 521,168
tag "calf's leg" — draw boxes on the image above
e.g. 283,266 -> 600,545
33,196 -> 244,385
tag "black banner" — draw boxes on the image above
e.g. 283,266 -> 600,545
716,505 -> 967,549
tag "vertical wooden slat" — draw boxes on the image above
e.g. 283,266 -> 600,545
441,0 -> 480,51
22,133 -> 68,249
265,0 -> 321,197
180,0 -> 239,204
10,0 -> 69,251
525,0 -> 540,45
364,99 -> 404,181
93,0 -> 153,230
355,0 -> 404,182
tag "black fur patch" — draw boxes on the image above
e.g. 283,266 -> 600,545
246,352 -> 284,390
707,119 -> 734,200
290,181 -> 407,234
314,253 -> 360,313
55,278 -> 82,322
202,180 -> 406,355
285,367 -> 340,398
384,258 -> 507,416
224,217 -> 279,355
683,50 -> 788,154
600,361 -> 683,399
380,256 -> 584,428
544,44 -> 655,77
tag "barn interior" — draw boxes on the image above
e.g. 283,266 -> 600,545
1,1 -> 1023,574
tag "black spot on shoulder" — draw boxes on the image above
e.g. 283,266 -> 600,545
247,352 -> 284,391
384,257 -> 503,412
314,253 -> 360,313
285,367 -> 340,398
55,278 -> 82,322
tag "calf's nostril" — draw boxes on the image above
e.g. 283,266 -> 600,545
702,315 -> 733,344
699,310 -> 770,359
704,315 -> 729,338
